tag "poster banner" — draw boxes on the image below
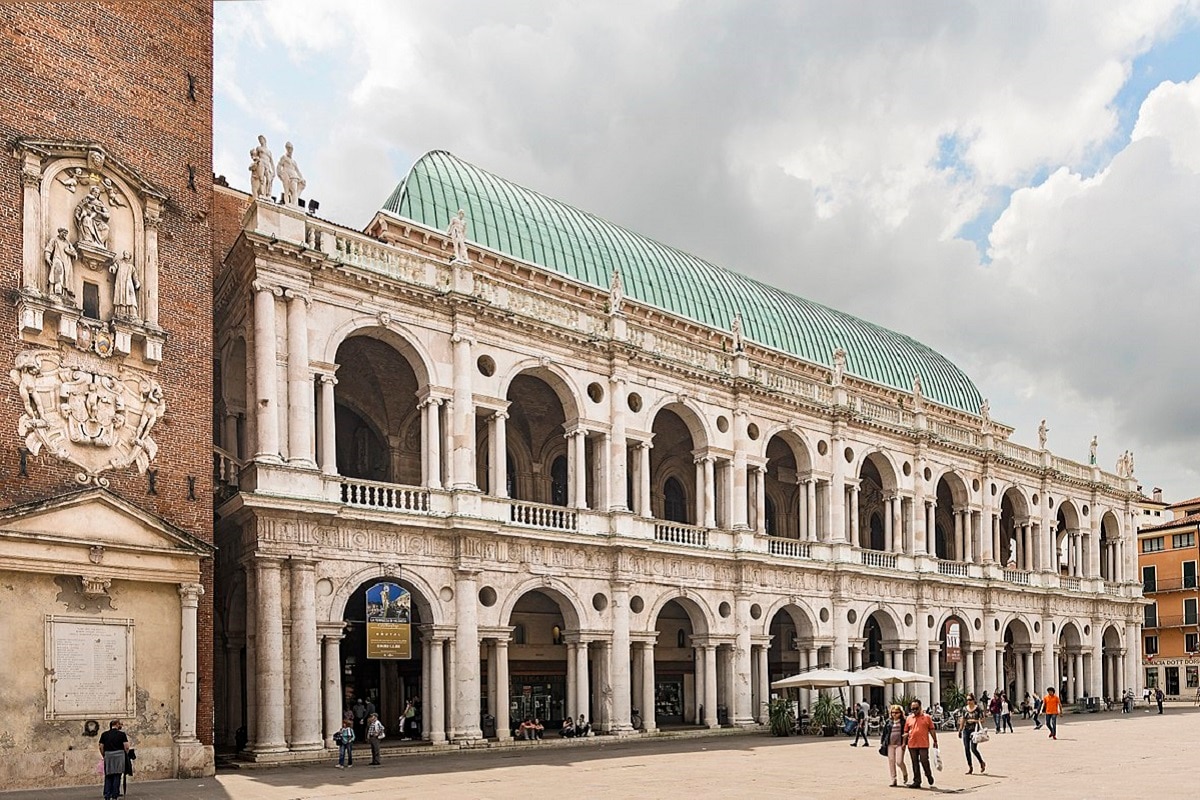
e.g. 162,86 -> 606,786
944,620 -> 962,664
366,582 -> 412,659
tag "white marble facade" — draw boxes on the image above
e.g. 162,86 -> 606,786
213,191 -> 1144,755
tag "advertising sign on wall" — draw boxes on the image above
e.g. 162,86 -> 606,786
944,620 -> 962,664
366,582 -> 411,659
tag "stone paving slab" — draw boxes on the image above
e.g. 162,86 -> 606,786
5,704 -> 1197,800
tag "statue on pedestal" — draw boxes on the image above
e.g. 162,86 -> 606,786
277,141 -> 306,206
74,186 -> 111,249
109,250 -> 140,320
249,134 -> 276,199
448,209 -> 469,263
1038,419 -> 1049,450
44,227 -> 77,301
831,347 -> 846,387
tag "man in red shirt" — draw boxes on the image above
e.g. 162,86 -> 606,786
903,699 -> 939,789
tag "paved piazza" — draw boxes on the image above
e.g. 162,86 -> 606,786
7,705 -> 1195,800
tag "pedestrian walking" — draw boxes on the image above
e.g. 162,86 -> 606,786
366,712 -> 385,765
989,693 -> 1003,733
849,703 -> 869,747
1031,693 -> 1043,729
880,704 -> 909,787
335,719 -> 355,768
958,694 -> 987,775
1042,687 -> 1061,740
402,697 -> 418,739
98,720 -> 130,800
1155,687 -> 1165,714
903,699 -> 938,789
1001,695 -> 1014,733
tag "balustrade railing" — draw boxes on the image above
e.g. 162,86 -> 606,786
767,537 -> 812,559
1104,582 -> 1122,597
1004,568 -> 1032,586
996,440 -> 1041,466
937,560 -> 969,577
340,477 -> 431,512
860,550 -> 898,570
1052,457 -> 1091,481
654,523 -> 709,547
1060,576 -> 1082,592
751,365 -> 832,405
931,419 -> 981,447
509,501 -> 578,531
212,446 -> 242,488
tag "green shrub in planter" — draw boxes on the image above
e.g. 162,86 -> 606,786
810,692 -> 844,735
768,698 -> 795,736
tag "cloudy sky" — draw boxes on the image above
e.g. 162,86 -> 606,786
214,1 -> 1200,500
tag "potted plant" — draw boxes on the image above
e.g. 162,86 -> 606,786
768,697 -> 795,737
941,683 -> 966,714
810,692 -> 844,737
891,692 -> 918,712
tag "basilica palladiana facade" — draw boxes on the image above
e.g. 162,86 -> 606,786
212,149 -> 1143,756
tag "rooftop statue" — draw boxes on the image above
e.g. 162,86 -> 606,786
277,141 -> 306,206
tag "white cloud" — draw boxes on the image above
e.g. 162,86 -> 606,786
1132,72 -> 1200,170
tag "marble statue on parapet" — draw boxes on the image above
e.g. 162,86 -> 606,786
109,250 -> 140,320
74,186 -> 111,249
277,141 -> 306,206
1089,435 -> 1098,465
731,312 -> 744,352
448,208 -> 469,263
1116,452 -> 1128,478
249,134 -> 276,199
1127,450 -> 1135,476
912,374 -> 924,412
608,268 -> 623,315
44,227 -> 77,301
831,347 -> 847,386
1038,419 -> 1049,449
979,399 -> 992,433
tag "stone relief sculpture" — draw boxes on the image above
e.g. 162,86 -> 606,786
10,349 -> 166,485
1038,418 -> 1049,449
109,250 -> 140,320
249,134 -> 276,199
277,141 -> 306,206
44,227 -> 77,301
831,347 -> 847,386
448,209 -> 469,262
74,186 -> 111,249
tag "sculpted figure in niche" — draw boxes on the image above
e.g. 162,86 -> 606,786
831,347 -> 847,386
249,134 -> 275,199
44,227 -> 77,301
448,208 -> 469,262
109,251 -> 140,320
74,186 -> 111,249
277,141 -> 306,205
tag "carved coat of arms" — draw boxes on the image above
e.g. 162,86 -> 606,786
11,349 -> 165,485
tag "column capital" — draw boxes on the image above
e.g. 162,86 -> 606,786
492,410 -> 510,422
178,582 -> 204,604
693,454 -> 716,466
251,279 -> 283,297
283,287 -> 311,305
318,373 -> 338,386
317,622 -> 347,640
417,395 -> 444,409
252,554 -> 287,569
288,557 -> 317,572
564,426 -> 588,439
450,331 -> 475,346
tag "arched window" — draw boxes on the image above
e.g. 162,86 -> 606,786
550,455 -> 568,506
664,477 -> 688,523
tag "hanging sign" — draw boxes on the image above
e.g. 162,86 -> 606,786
366,582 -> 412,659
944,620 -> 962,664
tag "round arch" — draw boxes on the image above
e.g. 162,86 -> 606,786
644,591 -> 713,636
499,359 -> 584,425
933,609 -> 975,648
933,469 -> 971,507
499,577 -> 589,631
861,607 -> 903,641
1000,615 -> 1035,646
760,597 -> 820,639
1058,620 -> 1084,647
998,485 -> 1031,518
857,450 -> 900,491
326,563 -> 444,626
1056,498 -> 1082,531
645,397 -> 712,451
322,318 -> 437,390
759,425 -> 815,472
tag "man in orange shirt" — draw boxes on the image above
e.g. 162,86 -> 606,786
903,699 -> 939,788
1042,686 -> 1062,740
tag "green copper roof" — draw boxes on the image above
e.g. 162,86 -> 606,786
383,150 -> 983,414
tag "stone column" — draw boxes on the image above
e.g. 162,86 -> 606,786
243,566 -> 257,747
452,570 -> 482,739
489,410 -> 508,497
849,484 -> 860,545
754,466 -> 767,533
142,203 -> 161,326
222,412 -> 240,460
703,457 -> 717,528
1073,652 -> 1084,701
915,608 -> 931,707
450,330 -> 477,489
19,154 -> 41,292
177,583 -> 203,743
640,642 -> 657,732
318,375 -> 338,475
321,628 -> 344,747
733,593 -> 753,725
731,411 -> 750,529
568,429 -> 588,509
495,638 -> 511,740
575,640 -> 591,722
953,508 -> 964,561
883,495 -> 894,551
566,641 -> 579,718
284,290 -> 314,466
703,644 -> 719,728
251,282 -> 281,461
925,501 -> 937,556
609,377 -> 629,511
638,442 -> 653,517
830,428 -> 847,543
419,398 -> 443,489
805,479 -> 818,541
758,645 -> 771,722
610,584 -> 633,733
428,636 -> 447,743
288,560 -> 322,750
252,558 -> 287,753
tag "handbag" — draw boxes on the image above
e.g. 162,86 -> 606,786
972,723 -> 990,744
878,743 -> 888,756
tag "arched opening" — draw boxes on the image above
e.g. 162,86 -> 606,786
334,335 -> 423,484
1058,622 -> 1084,701
652,598 -> 711,727
1055,501 -> 1083,577
934,472 -> 970,561
936,613 -> 971,698
762,433 -> 814,539
505,590 -> 577,731
861,611 -> 898,708
1001,619 -> 1034,703
340,577 -> 429,741
855,452 -> 898,552
650,408 -> 704,525
998,488 -> 1032,570
1100,512 -> 1121,582
1101,625 -> 1123,702
498,373 -> 579,505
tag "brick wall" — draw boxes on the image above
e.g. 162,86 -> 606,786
0,2 -> 215,746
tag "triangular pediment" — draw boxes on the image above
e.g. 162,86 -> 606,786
16,138 -> 168,201
0,488 -> 213,556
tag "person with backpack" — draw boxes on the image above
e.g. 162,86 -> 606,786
366,712 -> 385,765
1155,687 -> 1165,714
335,719 -> 356,768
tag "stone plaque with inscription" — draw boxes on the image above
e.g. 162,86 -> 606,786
45,616 -> 135,719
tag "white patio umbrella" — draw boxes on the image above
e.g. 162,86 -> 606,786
859,666 -> 935,685
771,668 -> 886,690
